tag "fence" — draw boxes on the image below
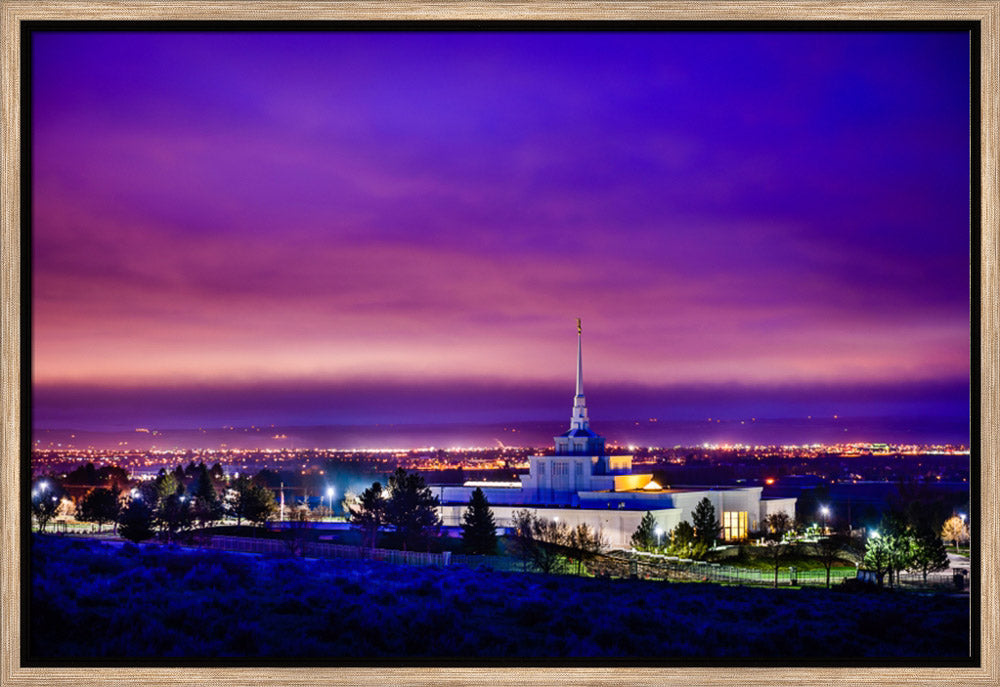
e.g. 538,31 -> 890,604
601,551 -> 881,588
203,535 -> 450,568
856,568 -> 966,591
450,553 -> 538,573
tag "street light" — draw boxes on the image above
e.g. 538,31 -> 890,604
958,513 -> 969,555
326,487 -> 335,519
819,506 -> 830,534
655,526 -> 664,549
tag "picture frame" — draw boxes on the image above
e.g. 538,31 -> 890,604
1,2 -> 997,685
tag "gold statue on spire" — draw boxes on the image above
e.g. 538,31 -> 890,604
577,317 -> 581,335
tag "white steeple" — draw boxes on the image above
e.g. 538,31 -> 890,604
570,317 -> 589,430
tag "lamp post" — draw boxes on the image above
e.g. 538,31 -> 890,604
819,506 -> 830,535
326,486 -> 335,521
958,512 -> 968,556
655,526 -> 664,550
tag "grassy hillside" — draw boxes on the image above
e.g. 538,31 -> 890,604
29,535 -> 969,660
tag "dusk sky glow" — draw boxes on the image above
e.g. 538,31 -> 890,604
32,30 -> 972,435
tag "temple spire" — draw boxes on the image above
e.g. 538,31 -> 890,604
570,318 -> 589,430
576,318 -> 583,397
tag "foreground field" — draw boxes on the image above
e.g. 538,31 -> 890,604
30,535 -> 969,659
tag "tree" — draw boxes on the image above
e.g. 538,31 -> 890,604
229,475 -> 274,530
460,488 -> 498,555
243,482 -> 276,529
881,512 -> 915,587
385,468 -> 441,551
77,487 -> 121,533
31,480 -> 61,532
941,515 -> 969,552
209,462 -> 225,487
155,470 -> 180,505
189,465 -> 224,528
691,497 -> 720,547
910,525 -> 950,581
509,509 -> 541,572
508,510 -> 572,574
283,505 -> 312,557
669,520 -> 696,556
568,523 -> 607,575
808,534 -> 852,589
157,493 -> 194,542
63,462 -> 100,486
117,497 -> 155,544
530,513 -> 571,574
347,482 -> 388,550
762,512 -> 795,588
863,533 -> 892,588
630,511 -> 658,552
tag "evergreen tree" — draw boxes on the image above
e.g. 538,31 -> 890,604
190,465 -> 224,527
347,481 -> 388,550
229,475 -> 253,528
209,462 -> 225,486
191,464 -> 217,502
118,497 -> 155,544
691,497 -> 721,546
460,487 -> 498,555
77,487 -> 121,532
243,482 -> 277,530
157,492 -> 194,542
155,470 -> 180,508
910,526 -> 950,581
630,511 -> 658,551
386,468 -> 441,551
669,520 -> 695,553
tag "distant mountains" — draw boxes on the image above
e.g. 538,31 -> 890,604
32,416 -> 969,451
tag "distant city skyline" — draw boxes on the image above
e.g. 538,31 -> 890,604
32,30 -> 972,433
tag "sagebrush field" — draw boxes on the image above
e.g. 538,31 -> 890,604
30,535 -> 969,659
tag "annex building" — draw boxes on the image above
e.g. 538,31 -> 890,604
430,321 -> 796,549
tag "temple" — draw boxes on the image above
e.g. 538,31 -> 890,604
431,320 -> 796,548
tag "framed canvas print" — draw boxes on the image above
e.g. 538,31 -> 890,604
1,2 -> 997,686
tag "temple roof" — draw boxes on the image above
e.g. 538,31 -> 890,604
559,428 -> 600,438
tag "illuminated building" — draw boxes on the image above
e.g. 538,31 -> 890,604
431,320 -> 796,547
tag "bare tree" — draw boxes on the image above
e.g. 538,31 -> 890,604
283,505 -> 312,557
808,534 -> 854,589
568,523 -> 607,575
762,512 -> 795,588
509,510 -> 571,574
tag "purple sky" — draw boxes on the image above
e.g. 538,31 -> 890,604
31,30 -> 972,436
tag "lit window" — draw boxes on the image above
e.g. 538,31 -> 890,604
722,511 -> 748,541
